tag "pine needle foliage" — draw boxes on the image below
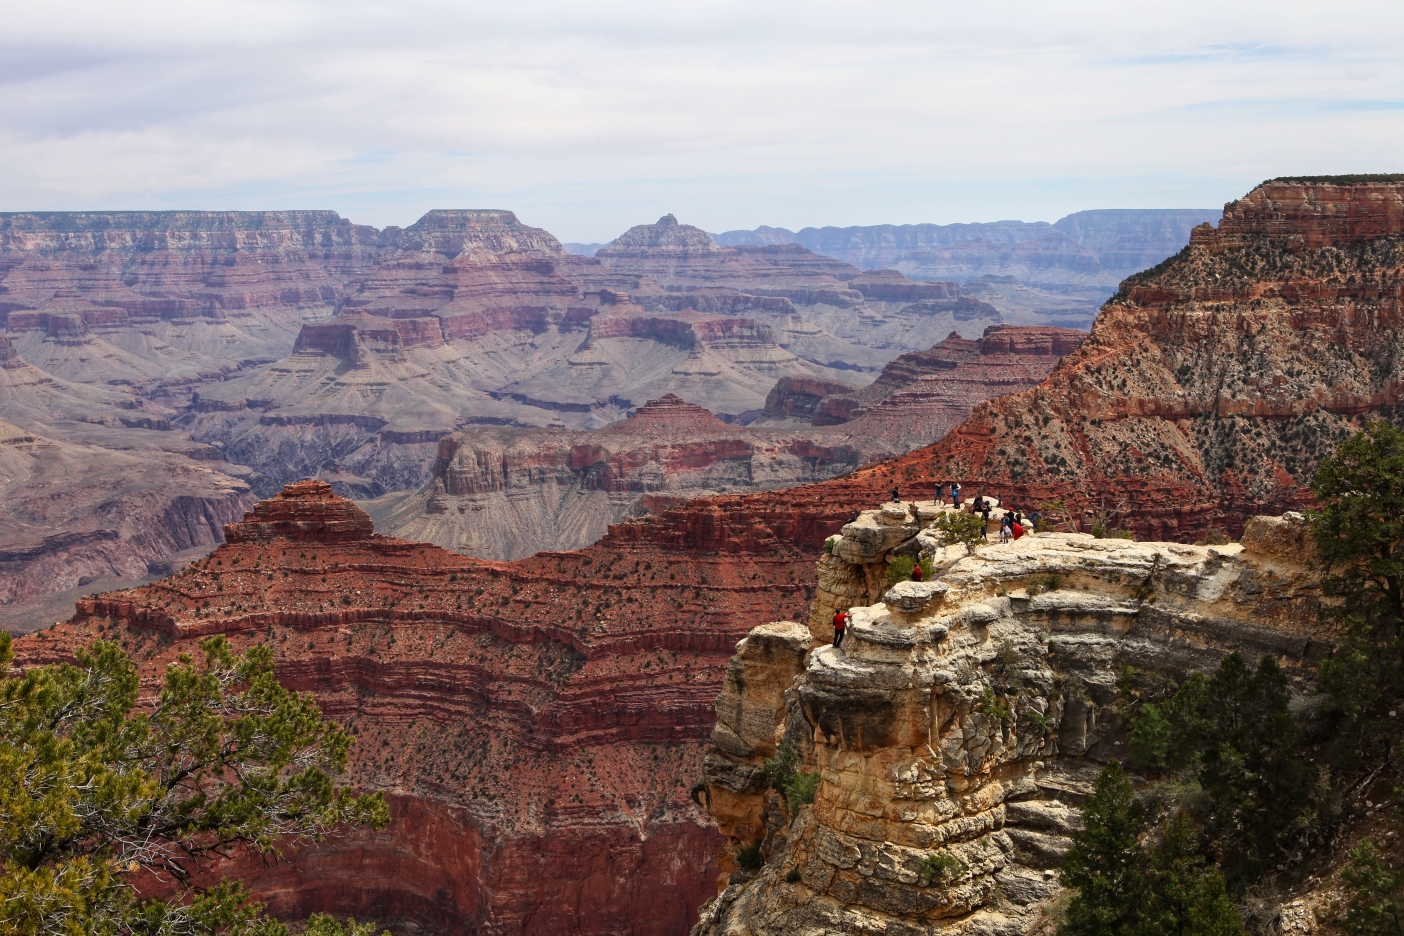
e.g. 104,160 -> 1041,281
0,632 -> 389,936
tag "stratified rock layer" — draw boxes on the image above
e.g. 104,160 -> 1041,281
17,482 -> 832,935
374,326 -> 1084,561
872,178 -> 1404,541
694,503 -> 1326,935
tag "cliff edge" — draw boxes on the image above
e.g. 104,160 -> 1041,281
693,498 -> 1325,935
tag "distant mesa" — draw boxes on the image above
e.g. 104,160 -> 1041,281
224,480 -> 375,544
596,213 -> 720,254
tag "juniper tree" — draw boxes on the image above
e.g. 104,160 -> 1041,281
0,632 -> 389,936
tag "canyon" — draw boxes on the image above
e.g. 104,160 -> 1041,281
6,185 -> 1368,932
368,324 -> 1084,560
165,211 -> 1012,499
708,209 -> 1223,331
1,205 -> 1111,627
15,480 -> 840,935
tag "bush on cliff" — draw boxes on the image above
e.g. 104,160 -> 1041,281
762,740 -> 820,816
0,632 -> 389,936
885,555 -> 934,585
934,511 -> 987,555
1060,761 -> 1244,936
1339,836 -> 1404,936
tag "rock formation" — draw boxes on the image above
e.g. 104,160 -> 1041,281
370,392 -> 895,559
871,178 -> 1404,541
713,210 -> 1223,330
181,212 -> 981,498
592,216 -> 1008,358
0,417 -> 253,632
370,324 -> 1084,561
14,480 -> 836,935
0,210 -> 390,401
693,500 -> 1326,935
760,325 -> 1085,428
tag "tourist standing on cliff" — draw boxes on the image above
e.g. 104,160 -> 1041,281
935,483 -> 945,503
952,482 -> 962,508
832,610 -> 848,647
911,562 -> 923,582
979,499 -> 992,537
1000,513 -> 1013,542
891,487 -> 901,502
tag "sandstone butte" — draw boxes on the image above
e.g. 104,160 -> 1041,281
371,324 -> 1083,560
693,498 -> 1327,936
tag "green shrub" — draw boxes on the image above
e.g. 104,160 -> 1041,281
935,510 -> 987,555
823,536 -> 836,554
784,868 -> 802,883
736,841 -> 763,871
763,740 -> 822,815
979,687 -> 1012,720
1091,520 -> 1107,538
918,850 -> 965,886
885,555 -> 934,585
1340,838 -> 1404,936
787,770 -> 820,810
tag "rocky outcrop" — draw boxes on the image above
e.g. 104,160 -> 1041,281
18,481 -> 832,935
223,480 -> 374,543
693,502 -> 1326,935
875,177 -> 1404,542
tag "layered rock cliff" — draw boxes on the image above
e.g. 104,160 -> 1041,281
0,418 -> 253,630
761,326 -> 1085,428
872,178 -> 1404,541
371,392 -> 906,559
693,500 -> 1326,935
0,210 -> 390,399
15,480 -> 832,935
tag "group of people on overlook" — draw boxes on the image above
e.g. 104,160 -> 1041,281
832,484 -> 1041,647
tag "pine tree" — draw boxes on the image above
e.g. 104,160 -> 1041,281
1060,761 -> 1146,936
1138,812 -> 1245,936
1061,766 -> 1246,936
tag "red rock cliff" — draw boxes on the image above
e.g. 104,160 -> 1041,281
20,480 -> 832,935
865,177 -> 1404,540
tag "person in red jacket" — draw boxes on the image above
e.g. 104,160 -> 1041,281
1012,520 -> 1025,540
832,610 -> 848,647
911,563 -> 923,581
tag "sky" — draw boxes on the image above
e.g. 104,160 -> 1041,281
1,1 -> 1401,242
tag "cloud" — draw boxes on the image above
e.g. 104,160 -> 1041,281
0,0 -> 1400,240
